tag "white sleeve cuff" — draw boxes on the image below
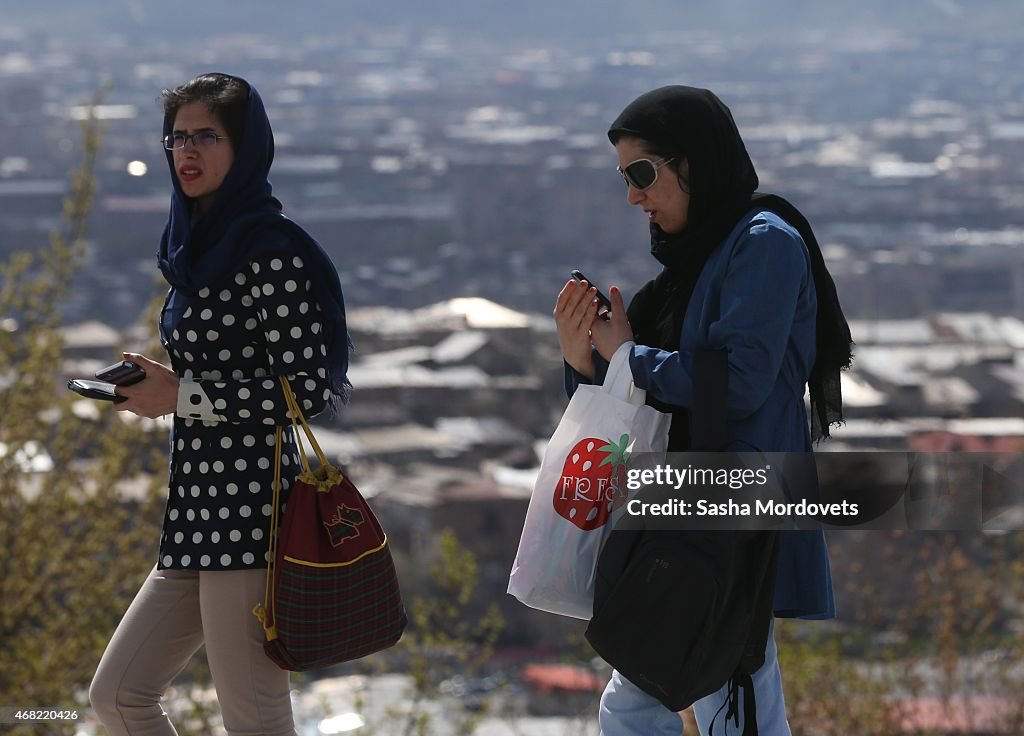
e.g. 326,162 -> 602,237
176,378 -> 224,422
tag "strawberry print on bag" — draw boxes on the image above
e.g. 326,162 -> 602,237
554,434 -> 631,531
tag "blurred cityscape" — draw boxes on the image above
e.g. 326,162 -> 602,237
3,1 -> 1024,733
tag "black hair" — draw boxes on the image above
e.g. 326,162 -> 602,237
161,73 -> 249,153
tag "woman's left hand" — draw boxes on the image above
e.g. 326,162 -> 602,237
590,286 -> 635,361
114,352 -> 180,419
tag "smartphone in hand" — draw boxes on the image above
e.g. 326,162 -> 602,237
67,378 -> 127,403
66,360 -> 146,403
94,360 -> 146,386
571,269 -> 612,319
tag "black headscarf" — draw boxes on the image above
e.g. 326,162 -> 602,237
157,74 -> 352,409
608,85 -> 853,445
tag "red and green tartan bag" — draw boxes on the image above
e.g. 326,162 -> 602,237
252,376 -> 407,671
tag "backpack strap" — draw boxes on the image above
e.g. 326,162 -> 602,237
690,348 -> 729,450
708,671 -> 759,736
694,347 -> 763,736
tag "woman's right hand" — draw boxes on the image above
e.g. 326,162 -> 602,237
114,352 -> 180,419
554,279 -> 598,379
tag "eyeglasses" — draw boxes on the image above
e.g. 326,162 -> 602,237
162,132 -> 230,150
617,157 -> 675,190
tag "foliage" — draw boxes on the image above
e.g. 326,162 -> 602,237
780,530 -> 1024,735
0,88 -> 170,735
357,528 -> 505,736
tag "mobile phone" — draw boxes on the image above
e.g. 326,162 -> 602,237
571,269 -> 613,314
94,360 -> 146,386
67,378 -> 127,403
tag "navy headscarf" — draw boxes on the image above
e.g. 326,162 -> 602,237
157,74 -> 352,408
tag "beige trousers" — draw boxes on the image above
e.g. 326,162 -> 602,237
89,566 -> 296,736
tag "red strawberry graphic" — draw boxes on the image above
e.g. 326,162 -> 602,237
553,434 -> 631,531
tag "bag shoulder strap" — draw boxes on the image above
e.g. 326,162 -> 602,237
251,376 -> 339,639
691,348 -> 729,450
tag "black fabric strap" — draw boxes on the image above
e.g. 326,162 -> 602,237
691,348 -> 729,451
709,673 -> 759,736
740,672 -> 759,736
693,350 -> 760,735
708,681 -> 731,735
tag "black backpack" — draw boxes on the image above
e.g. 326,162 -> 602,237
584,349 -> 779,735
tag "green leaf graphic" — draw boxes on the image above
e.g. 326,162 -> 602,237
600,433 -> 632,469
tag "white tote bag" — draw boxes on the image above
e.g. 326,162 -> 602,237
508,342 -> 670,620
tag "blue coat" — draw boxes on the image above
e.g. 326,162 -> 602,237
567,209 -> 835,619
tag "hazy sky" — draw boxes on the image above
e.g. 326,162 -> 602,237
2,0 -> 1019,44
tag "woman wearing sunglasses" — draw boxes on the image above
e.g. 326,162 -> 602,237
555,86 -> 853,734
88,73 -> 351,736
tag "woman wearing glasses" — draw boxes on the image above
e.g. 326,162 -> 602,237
89,73 -> 350,736
555,86 -> 853,735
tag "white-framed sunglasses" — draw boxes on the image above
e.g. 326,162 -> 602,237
616,157 -> 675,190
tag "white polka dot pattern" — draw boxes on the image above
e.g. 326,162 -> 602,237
157,249 -> 335,573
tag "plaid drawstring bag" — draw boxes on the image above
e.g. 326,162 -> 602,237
252,376 -> 407,671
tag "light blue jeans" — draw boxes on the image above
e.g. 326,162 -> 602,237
598,620 -> 791,736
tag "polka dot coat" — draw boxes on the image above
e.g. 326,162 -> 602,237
157,249 -> 331,571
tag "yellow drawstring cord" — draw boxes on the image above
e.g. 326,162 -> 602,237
253,376 -> 343,638
252,424 -> 283,640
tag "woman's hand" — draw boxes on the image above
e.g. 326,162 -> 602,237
114,352 -> 180,419
589,286 -> 634,361
554,279 -> 599,379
